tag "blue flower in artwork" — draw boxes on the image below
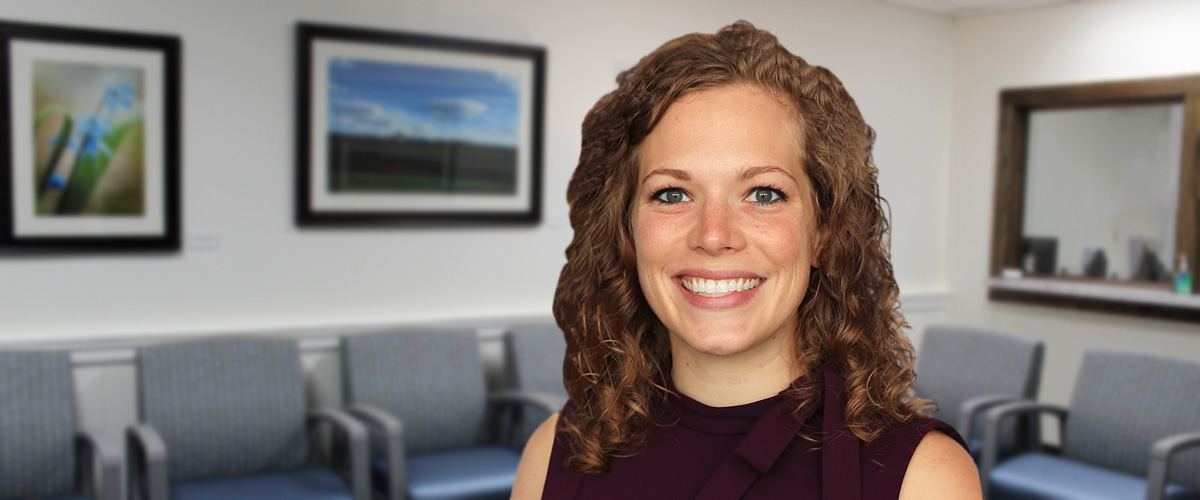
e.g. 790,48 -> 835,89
101,83 -> 137,116
66,114 -> 114,160
44,172 -> 67,190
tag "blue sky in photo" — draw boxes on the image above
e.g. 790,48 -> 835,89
328,57 -> 521,147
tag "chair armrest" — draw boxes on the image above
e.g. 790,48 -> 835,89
958,394 -> 1023,441
77,431 -> 121,500
346,403 -> 406,500
979,401 -> 1068,493
488,389 -> 568,414
1146,431 -> 1200,500
488,390 -> 568,447
309,408 -> 371,500
126,424 -> 168,500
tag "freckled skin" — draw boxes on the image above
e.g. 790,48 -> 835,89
631,85 -> 823,388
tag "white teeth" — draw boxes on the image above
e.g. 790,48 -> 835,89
682,277 -> 762,297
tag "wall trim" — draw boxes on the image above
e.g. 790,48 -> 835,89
33,314 -> 552,367
898,289 -> 953,313
15,290 -> 952,368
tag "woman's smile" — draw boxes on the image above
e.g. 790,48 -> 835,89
680,276 -> 762,297
675,271 -> 764,308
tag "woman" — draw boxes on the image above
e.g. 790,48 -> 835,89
514,21 -> 980,499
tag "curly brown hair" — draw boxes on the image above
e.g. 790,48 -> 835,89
552,20 -> 921,474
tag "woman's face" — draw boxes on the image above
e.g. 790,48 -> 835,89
631,84 -> 822,364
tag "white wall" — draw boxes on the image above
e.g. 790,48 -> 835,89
949,0 -> 1200,409
0,0 -> 955,344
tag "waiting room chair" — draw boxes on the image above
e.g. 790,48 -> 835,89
126,337 -> 369,500
0,350 -> 120,500
914,324 -> 1044,462
980,349 -> 1200,500
340,328 -> 564,500
502,323 -> 569,444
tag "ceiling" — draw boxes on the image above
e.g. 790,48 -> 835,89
880,0 -> 1080,16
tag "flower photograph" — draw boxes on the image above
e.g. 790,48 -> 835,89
32,61 -> 145,216
2,21 -> 180,251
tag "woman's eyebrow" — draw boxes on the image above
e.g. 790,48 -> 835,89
738,165 -> 797,183
641,168 -> 690,186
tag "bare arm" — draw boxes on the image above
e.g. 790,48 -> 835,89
898,431 -> 982,500
512,411 -> 560,500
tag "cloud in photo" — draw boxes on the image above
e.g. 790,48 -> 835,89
425,98 -> 488,122
327,57 -> 522,147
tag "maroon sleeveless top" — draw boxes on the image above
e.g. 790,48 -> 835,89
542,362 -> 965,499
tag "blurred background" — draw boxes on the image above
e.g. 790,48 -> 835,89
1,0 -> 1198,492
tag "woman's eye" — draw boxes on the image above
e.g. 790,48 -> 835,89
652,188 -> 691,204
746,187 -> 784,204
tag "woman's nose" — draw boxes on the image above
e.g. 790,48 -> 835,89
688,200 -> 746,254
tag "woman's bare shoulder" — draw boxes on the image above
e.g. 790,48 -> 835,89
512,411 -> 560,500
897,430 -> 982,500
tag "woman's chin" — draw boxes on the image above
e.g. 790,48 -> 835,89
670,330 -> 766,359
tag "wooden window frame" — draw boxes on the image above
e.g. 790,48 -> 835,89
989,75 -> 1200,322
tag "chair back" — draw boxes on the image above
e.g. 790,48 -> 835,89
341,328 -> 488,453
136,337 -> 310,482
1063,349 -> 1200,489
504,323 -> 567,398
504,323 -> 568,440
915,325 -> 1043,442
0,351 -> 77,498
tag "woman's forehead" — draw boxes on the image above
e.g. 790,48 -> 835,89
636,85 -> 806,180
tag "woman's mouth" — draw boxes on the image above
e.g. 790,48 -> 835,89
680,277 -> 763,297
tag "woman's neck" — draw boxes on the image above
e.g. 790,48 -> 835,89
669,334 -> 802,407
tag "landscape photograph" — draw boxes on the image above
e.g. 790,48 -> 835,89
326,57 -> 520,195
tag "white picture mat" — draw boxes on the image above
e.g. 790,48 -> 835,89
9,39 -> 166,237
309,39 -> 535,213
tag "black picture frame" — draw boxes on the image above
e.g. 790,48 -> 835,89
296,23 -> 545,226
0,20 -> 181,252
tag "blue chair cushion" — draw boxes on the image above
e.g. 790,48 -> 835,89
990,453 -> 1200,500
171,467 -> 354,500
373,445 -> 521,500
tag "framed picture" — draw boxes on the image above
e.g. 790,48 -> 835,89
296,23 -> 545,226
0,21 -> 181,252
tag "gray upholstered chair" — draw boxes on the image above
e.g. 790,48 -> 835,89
340,328 -> 564,500
914,324 -> 1044,462
502,323 -> 569,444
981,349 -> 1200,500
126,337 -> 369,500
0,350 -> 120,500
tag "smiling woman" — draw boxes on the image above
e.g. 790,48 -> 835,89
511,21 -> 980,500
632,86 -> 820,374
